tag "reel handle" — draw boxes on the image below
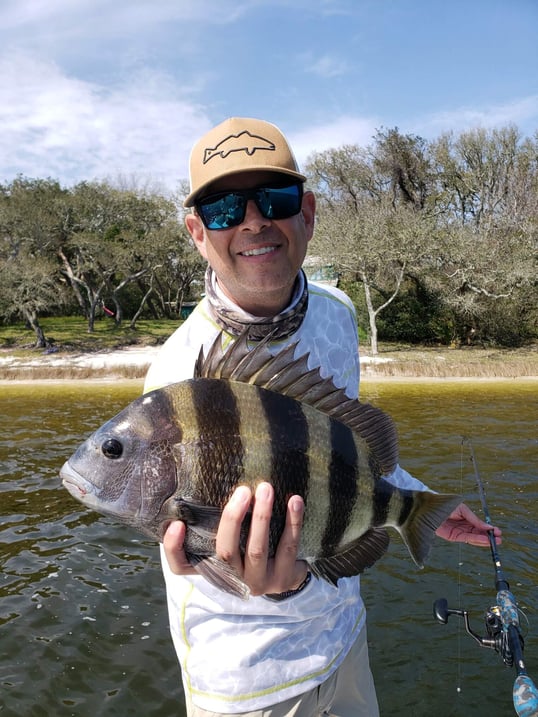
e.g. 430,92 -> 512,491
433,597 -> 497,649
434,597 -> 465,624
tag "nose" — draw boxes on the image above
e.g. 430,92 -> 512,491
240,199 -> 270,231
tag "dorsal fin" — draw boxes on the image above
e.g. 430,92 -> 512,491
195,330 -> 399,475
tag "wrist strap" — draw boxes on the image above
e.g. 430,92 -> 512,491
263,571 -> 312,602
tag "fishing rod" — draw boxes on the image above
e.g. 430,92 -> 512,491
433,438 -> 538,717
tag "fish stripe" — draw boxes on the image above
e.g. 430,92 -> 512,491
320,419 -> 359,555
257,387 -> 311,546
231,385 -> 274,494
398,493 -> 415,526
191,379 -> 245,505
372,474 -> 395,526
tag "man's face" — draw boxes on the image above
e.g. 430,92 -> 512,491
185,171 -> 315,316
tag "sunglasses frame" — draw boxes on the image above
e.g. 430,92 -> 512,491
195,182 -> 304,230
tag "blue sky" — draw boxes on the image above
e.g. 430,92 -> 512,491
1,0 -> 537,193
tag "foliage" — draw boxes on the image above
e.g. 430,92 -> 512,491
306,124 -> 537,350
372,276 -> 445,344
0,177 -> 206,345
0,123 -> 536,350
308,128 -> 439,353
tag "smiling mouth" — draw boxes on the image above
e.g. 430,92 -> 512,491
240,246 -> 278,257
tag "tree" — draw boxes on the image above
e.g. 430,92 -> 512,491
372,127 -> 431,210
306,129 -> 435,353
431,125 -> 523,229
59,181 -> 191,331
0,247 -> 61,347
0,178 -> 69,347
428,126 -> 538,343
312,196 -> 434,353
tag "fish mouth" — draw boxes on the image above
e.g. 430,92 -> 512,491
60,460 -> 163,542
60,461 -> 91,498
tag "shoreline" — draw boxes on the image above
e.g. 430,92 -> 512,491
1,344 -> 537,384
2,372 -> 538,386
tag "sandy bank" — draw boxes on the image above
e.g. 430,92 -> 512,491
0,345 -> 161,370
0,344 -> 536,383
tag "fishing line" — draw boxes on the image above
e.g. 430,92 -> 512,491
455,439 -> 465,696
434,438 -> 538,717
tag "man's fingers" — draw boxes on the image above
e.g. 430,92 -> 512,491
275,495 -> 304,566
163,521 -> 197,575
243,482 -> 273,595
271,495 -> 308,592
216,485 -> 252,573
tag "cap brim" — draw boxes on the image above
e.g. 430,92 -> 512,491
184,167 -> 306,207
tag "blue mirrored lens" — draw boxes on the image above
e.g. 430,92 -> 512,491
257,185 -> 302,220
197,184 -> 302,230
199,193 -> 245,230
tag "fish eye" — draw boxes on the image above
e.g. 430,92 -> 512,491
101,438 -> 123,459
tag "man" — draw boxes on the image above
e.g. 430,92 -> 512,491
144,117 -> 500,717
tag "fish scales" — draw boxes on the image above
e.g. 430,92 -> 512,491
188,379 -> 246,507
323,418 -> 359,554
196,378 -> 376,563
254,383 -> 311,549
61,329 -> 462,599
175,371 -> 403,573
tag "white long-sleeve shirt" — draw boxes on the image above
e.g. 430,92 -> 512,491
144,280 -> 428,713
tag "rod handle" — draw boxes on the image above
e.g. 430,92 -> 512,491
513,675 -> 538,717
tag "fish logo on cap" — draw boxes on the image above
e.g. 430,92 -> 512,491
203,131 -> 276,164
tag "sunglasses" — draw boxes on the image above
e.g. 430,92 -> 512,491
195,183 -> 304,230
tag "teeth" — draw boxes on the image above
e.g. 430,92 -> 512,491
242,246 -> 276,257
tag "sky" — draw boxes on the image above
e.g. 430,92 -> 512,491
1,0 -> 537,194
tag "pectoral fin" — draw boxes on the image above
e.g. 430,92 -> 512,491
175,498 -> 222,539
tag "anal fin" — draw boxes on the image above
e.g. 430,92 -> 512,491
310,528 -> 390,585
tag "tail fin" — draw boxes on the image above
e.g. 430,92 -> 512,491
398,492 -> 462,567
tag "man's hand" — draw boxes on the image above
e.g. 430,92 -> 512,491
435,502 -> 502,546
162,482 -> 308,596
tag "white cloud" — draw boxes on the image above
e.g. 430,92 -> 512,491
305,54 -> 349,79
290,116 -> 379,167
1,0 -> 256,45
416,95 -> 538,138
0,53 -> 211,190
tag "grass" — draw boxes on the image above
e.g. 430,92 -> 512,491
0,364 -> 149,382
359,344 -> 538,379
0,316 -> 174,381
0,316 -> 176,353
1,316 -> 537,381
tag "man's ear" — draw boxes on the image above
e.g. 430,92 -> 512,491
301,190 -> 316,241
185,212 -> 208,260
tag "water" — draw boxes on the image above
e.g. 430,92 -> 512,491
1,379 -> 536,716
362,380 -> 538,717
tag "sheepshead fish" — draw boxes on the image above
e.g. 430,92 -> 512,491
60,331 -> 460,598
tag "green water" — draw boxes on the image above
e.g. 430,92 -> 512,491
0,380 -> 536,716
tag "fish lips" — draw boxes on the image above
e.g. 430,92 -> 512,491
60,460 -> 130,518
61,461 -> 95,503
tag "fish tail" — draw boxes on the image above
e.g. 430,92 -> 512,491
398,491 -> 462,568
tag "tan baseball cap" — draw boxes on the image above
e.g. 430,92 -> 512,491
184,117 -> 306,206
